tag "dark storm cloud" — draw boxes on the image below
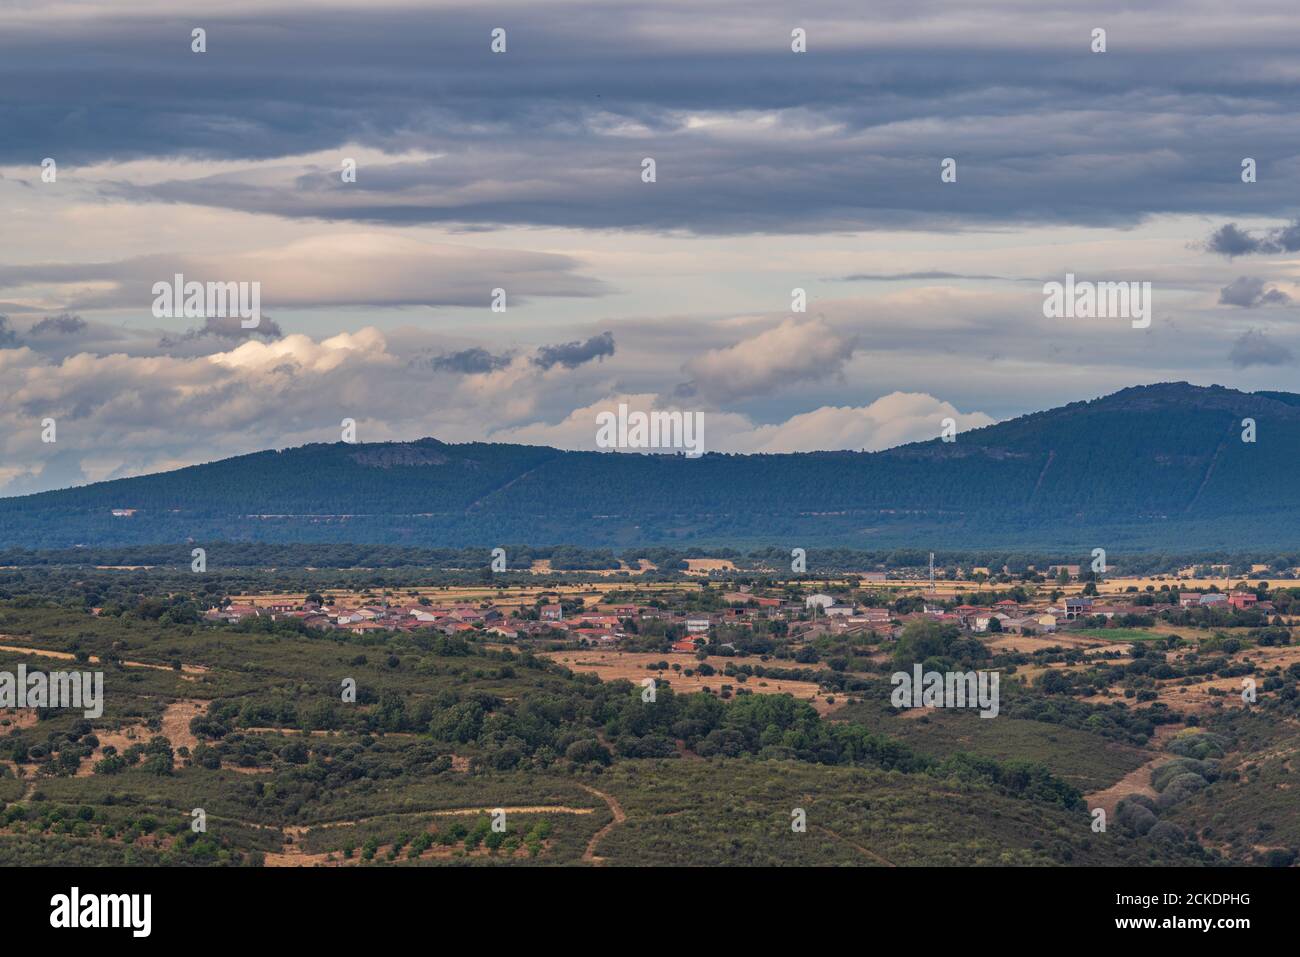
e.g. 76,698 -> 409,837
29,313 -> 88,335
158,315 -> 284,347
427,347 -> 514,374
1204,220 -> 1300,257
424,333 -> 615,374
1218,277 -> 1291,308
5,3 -> 1300,234
533,331 -> 615,370
2,313 -> 139,361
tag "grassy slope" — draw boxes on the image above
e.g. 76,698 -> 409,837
831,701 -> 1151,793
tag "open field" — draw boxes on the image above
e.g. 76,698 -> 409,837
683,559 -> 737,574
540,648 -> 839,714
1070,628 -> 1168,642
832,699 -> 1154,793
987,634 -> 1129,656
212,571 -> 1300,617
232,579 -> 713,608
1139,644 -> 1300,714
1101,577 -> 1300,591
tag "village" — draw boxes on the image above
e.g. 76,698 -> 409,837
204,565 -> 1288,653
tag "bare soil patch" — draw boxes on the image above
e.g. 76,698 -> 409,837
1084,724 -> 1184,817
0,708 -> 40,731
77,700 -> 208,776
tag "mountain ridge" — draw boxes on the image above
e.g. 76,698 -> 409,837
2,382 -> 1297,550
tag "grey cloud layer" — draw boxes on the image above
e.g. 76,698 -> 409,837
424,332 -> 615,374
0,241 -> 605,313
1218,277 -> 1291,308
5,3 -> 1300,233
533,332 -> 615,370
1204,221 -> 1300,258
1229,329 -> 1294,368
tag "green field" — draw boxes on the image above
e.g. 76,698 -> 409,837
1071,628 -> 1167,641
831,704 -> 1151,793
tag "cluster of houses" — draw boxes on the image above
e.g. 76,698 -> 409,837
204,589 -> 849,650
899,589 -> 1273,637
782,588 -> 1272,640
788,593 -> 1062,638
205,597 -> 693,646
205,599 -> 530,641
202,584 -> 1272,650
1178,590 -> 1270,611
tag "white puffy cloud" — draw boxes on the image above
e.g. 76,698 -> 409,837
682,317 -> 857,402
739,392 -> 995,452
0,327 -> 577,494
489,390 -> 993,455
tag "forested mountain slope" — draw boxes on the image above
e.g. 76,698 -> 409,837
1,382 -> 1296,549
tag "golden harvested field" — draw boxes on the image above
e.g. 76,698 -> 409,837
528,559 -> 655,576
1098,576 -> 1300,592
235,579 -> 709,608
987,633 -> 1129,656
540,649 -> 841,714
1139,644 -> 1300,714
224,570 -> 1300,613
683,559 -> 737,574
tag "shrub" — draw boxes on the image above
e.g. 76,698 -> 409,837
1148,821 -> 1185,843
1116,797 -> 1157,835
1156,772 -> 1208,810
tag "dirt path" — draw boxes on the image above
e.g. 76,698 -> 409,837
814,825 -> 896,866
576,782 -> 626,865
1084,724 -> 1183,818
16,773 -> 36,802
0,640 -> 207,674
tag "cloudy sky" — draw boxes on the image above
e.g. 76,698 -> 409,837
2,0 -> 1299,494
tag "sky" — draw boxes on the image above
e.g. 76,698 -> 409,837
1,0 -> 1299,494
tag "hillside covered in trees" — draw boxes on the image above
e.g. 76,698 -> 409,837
1,382 -> 1297,549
